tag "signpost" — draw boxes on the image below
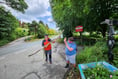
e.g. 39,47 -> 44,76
75,26 -> 83,32
75,26 -> 83,45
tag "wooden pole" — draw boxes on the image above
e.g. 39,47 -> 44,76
28,30 -> 64,57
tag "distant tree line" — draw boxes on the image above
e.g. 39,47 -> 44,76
0,0 -> 57,46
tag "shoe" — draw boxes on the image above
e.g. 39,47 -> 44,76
73,67 -> 77,72
45,59 -> 48,62
65,63 -> 69,68
50,61 -> 52,64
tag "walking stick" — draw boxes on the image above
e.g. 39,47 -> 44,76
28,30 -> 64,57
28,42 -> 52,57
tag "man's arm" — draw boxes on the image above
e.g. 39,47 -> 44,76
42,40 -> 44,46
64,38 -> 73,51
49,38 -> 55,43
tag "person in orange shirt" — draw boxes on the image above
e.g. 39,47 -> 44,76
42,34 -> 54,64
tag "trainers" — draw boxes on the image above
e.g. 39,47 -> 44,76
45,59 -> 48,62
50,62 -> 52,64
65,63 -> 69,68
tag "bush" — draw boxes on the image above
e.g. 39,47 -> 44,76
76,41 -> 108,64
0,39 -> 9,46
84,65 -> 118,79
112,42 -> 118,67
15,27 -> 29,37
114,35 -> 118,41
75,37 -> 98,46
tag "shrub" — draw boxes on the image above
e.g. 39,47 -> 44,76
0,39 -> 9,46
84,65 -> 118,79
114,35 -> 118,41
15,27 -> 29,37
76,41 -> 108,64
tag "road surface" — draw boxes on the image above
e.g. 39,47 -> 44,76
0,36 -> 67,79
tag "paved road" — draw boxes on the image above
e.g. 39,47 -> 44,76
0,36 -> 59,56
0,36 -> 67,79
0,36 -> 44,56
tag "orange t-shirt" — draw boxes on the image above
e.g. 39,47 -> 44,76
42,38 -> 51,51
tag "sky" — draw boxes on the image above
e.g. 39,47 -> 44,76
0,0 -> 57,30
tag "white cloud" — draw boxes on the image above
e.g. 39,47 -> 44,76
1,0 -> 52,23
1,0 -> 57,29
25,0 -> 51,17
48,17 -> 53,22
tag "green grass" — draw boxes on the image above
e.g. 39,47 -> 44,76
76,40 -> 118,68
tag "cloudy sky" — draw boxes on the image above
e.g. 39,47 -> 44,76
0,0 -> 57,30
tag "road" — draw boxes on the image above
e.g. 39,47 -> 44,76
0,36 -> 67,79
0,36 -> 54,56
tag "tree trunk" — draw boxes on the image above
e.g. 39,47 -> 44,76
100,24 -> 107,38
80,32 -> 82,45
101,31 -> 106,38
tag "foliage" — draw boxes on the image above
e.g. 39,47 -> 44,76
76,41 -> 108,64
37,23 -> 48,38
0,39 -> 9,46
0,6 -> 29,46
50,0 -> 118,37
114,35 -> 118,41
84,65 -> 118,79
0,6 -> 19,40
112,42 -> 118,67
15,27 -> 29,37
1,0 -> 28,13
28,20 -> 57,38
76,40 -> 118,68
48,29 -> 57,35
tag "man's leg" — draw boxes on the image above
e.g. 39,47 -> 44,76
45,51 -> 48,62
49,50 -> 52,64
69,54 -> 76,68
65,55 -> 69,68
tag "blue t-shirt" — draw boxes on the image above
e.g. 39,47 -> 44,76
65,42 -> 77,56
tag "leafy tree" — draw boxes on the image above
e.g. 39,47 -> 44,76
28,20 -> 51,38
0,0 -> 28,13
50,0 -> 74,37
15,27 -> 29,37
37,22 -> 48,38
50,0 -> 118,37
48,29 -> 56,35
0,6 -> 19,40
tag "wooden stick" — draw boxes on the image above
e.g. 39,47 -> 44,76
28,41 -> 52,57
28,30 -> 64,57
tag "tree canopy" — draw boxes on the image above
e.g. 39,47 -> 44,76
0,0 -> 28,13
50,0 -> 118,37
0,6 -> 19,40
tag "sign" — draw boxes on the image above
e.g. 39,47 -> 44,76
75,26 -> 83,32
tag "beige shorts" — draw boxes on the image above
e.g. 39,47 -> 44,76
66,54 -> 76,64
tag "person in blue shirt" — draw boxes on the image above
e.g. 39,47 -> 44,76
64,37 -> 77,68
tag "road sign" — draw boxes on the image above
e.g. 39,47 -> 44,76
75,26 -> 83,32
